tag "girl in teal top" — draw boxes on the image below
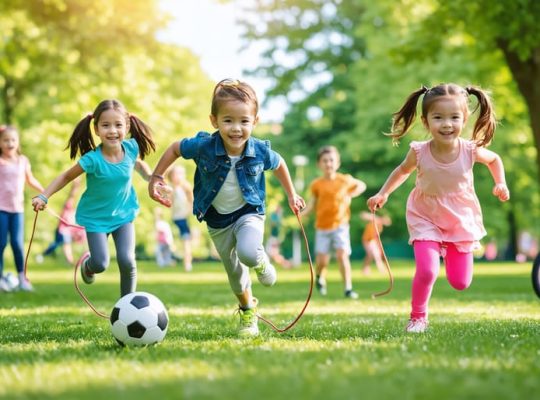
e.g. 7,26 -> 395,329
32,99 -> 156,296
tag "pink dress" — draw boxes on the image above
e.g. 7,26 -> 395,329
406,139 -> 486,252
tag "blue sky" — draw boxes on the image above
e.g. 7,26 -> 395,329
158,0 -> 287,122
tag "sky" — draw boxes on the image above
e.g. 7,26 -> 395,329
158,0 -> 287,122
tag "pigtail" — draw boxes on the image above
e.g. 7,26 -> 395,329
465,86 -> 497,147
128,114 -> 156,160
66,114 -> 96,160
389,86 -> 429,145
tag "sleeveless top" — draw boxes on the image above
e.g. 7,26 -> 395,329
0,155 -> 28,213
406,139 -> 486,252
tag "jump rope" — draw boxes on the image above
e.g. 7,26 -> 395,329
24,207 -> 393,332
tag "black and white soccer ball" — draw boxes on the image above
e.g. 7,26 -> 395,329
110,291 -> 169,346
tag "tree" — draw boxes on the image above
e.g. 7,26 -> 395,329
236,0 -> 539,251
393,0 -> 540,184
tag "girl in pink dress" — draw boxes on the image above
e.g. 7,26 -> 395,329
367,83 -> 510,333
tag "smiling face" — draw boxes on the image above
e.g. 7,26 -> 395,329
94,109 -> 128,151
421,96 -> 468,146
210,100 -> 259,156
0,128 -> 20,157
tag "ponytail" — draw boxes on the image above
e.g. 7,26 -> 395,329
128,114 -> 156,160
465,86 -> 496,147
66,114 -> 95,160
389,85 -> 429,145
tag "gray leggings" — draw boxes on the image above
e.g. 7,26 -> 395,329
86,222 -> 136,296
208,213 -> 266,294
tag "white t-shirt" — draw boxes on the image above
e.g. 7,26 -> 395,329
211,156 -> 246,214
172,186 -> 190,220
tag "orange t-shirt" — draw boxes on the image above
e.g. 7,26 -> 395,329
362,221 -> 384,242
310,173 -> 357,230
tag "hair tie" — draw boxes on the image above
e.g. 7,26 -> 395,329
87,113 -> 93,119
421,85 -> 430,94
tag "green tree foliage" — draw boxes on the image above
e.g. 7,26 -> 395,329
237,0 -> 539,252
0,0 -> 215,254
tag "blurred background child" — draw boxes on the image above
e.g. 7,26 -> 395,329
360,211 -> 391,275
302,145 -> 366,299
265,204 -> 293,269
168,165 -> 194,272
154,207 -> 175,267
0,125 -> 44,292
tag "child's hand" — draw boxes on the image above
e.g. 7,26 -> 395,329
289,194 -> 306,214
492,183 -> 510,202
31,196 -> 47,211
367,193 -> 388,211
149,179 -> 172,207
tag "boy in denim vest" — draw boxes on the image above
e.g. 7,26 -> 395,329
149,79 -> 305,336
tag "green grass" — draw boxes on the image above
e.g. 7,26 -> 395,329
1,258 -> 539,400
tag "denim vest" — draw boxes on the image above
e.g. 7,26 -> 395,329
180,131 -> 281,222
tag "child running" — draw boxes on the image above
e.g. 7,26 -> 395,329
32,99 -> 156,297
148,78 -> 305,337
0,125 -> 45,292
367,83 -> 510,333
302,145 -> 366,299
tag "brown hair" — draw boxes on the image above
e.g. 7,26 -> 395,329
390,83 -> 496,147
211,79 -> 259,116
66,99 -> 156,160
317,145 -> 340,162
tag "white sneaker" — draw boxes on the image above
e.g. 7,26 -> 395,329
5,273 -> 19,290
19,278 -> 34,292
0,276 -> 12,292
406,318 -> 428,333
253,259 -> 276,287
35,254 -> 44,264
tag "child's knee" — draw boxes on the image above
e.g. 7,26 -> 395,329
237,246 -> 263,267
415,268 -> 438,285
449,277 -> 472,291
89,255 -> 109,273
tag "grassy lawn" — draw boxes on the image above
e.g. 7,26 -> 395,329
0,258 -> 538,400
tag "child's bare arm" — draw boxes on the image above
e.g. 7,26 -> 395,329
475,147 -> 510,201
272,157 -> 306,213
135,159 -> 153,182
32,164 -> 84,211
367,149 -> 416,211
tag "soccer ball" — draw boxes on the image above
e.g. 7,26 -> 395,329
110,291 -> 169,346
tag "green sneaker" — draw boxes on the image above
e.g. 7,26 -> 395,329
237,299 -> 259,337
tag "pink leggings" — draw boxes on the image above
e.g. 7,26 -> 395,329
410,240 -> 473,319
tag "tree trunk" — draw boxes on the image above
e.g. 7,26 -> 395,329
497,42 -> 540,184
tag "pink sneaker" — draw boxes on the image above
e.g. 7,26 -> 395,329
406,318 -> 428,333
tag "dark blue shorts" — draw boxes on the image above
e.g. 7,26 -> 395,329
173,219 -> 191,239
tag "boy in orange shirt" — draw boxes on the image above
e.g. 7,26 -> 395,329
302,146 -> 366,298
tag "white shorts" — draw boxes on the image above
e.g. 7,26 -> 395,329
315,224 -> 351,255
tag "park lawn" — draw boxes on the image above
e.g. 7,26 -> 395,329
0,258 -> 538,400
